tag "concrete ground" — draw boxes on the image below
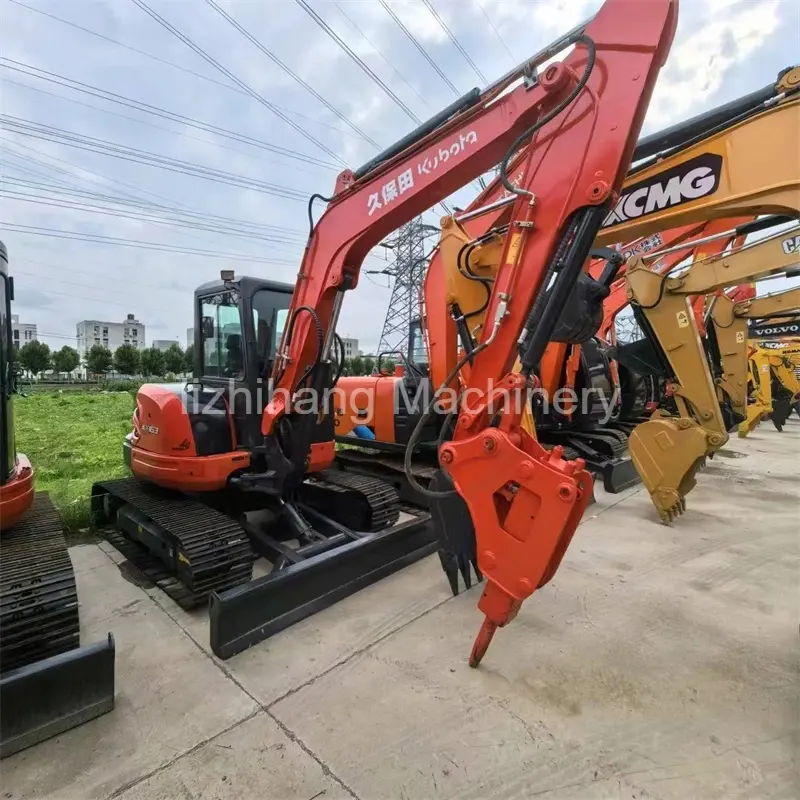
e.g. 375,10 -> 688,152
4,420 -> 798,800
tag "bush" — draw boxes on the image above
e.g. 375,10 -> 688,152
100,379 -> 144,398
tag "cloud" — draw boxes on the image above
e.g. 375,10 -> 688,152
1,0 -> 796,357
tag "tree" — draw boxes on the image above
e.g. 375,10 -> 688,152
382,358 -> 396,374
141,346 -> 165,377
52,345 -> 80,377
86,344 -> 113,375
362,355 -> 375,375
350,355 -> 364,376
113,343 -> 141,376
19,340 -> 51,376
164,343 -> 185,374
184,343 -> 195,374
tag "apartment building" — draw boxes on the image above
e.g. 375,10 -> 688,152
340,337 -> 361,358
186,327 -> 194,349
152,339 -> 179,352
11,314 -> 37,348
76,313 -> 146,363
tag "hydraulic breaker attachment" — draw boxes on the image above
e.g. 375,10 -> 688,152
627,412 -> 713,522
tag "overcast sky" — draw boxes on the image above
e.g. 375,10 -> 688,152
2,0 -> 799,354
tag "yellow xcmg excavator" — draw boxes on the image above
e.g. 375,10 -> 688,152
739,343 -> 800,435
621,224 -> 800,520
710,286 -> 800,424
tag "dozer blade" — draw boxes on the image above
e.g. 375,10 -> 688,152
0,634 -> 115,758
628,418 -> 709,523
209,513 -> 437,660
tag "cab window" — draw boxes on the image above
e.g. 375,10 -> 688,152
409,319 -> 428,367
251,289 -> 291,378
200,292 -> 243,378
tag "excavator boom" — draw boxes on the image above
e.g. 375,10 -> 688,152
262,0 -> 678,664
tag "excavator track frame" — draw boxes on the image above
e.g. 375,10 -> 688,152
0,494 -> 115,759
93,475 -> 436,658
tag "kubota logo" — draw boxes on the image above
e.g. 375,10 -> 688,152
602,153 -> 723,228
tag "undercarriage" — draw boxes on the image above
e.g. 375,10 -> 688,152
91,469 -> 436,660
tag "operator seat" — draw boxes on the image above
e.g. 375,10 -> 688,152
225,333 -> 243,376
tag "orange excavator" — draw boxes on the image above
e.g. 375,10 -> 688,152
0,241 -> 115,758
93,0 -> 679,666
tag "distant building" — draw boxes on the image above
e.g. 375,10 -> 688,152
340,337 -> 361,358
76,313 -> 145,365
152,339 -> 179,352
11,314 -> 37,348
186,327 -> 194,349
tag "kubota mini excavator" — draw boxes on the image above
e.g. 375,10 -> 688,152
0,241 -> 115,758
94,0 -> 680,665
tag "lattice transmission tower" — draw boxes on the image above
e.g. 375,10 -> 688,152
375,217 -> 440,355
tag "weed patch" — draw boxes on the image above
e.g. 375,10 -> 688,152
15,391 -> 135,534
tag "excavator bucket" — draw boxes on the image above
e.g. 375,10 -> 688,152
627,415 -> 709,522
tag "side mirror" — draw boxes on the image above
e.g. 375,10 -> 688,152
201,315 -> 215,339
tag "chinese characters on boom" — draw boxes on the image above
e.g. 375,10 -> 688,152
367,130 -> 479,216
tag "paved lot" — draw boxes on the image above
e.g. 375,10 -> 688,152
5,420 -> 799,800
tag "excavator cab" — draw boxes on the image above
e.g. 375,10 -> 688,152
192,275 -> 295,452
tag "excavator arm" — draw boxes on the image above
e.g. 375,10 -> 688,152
624,222 -> 800,519
739,347 -> 775,435
262,0 -> 678,665
710,286 -> 800,412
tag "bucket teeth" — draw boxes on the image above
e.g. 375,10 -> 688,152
628,417 -> 711,524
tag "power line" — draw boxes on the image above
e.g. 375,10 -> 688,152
473,0 -> 516,67
5,0 -> 359,139
4,222 -> 389,269
293,0 -> 421,124
1,224 -> 283,262
1,115 -> 311,200
4,78 -> 333,179
420,0 -> 487,83
128,0 -> 348,165
377,0 -> 460,96
1,60 -> 337,170
332,1 -> 431,111
2,190 -> 307,246
2,176 -> 307,242
1,141 -> 306,239
201,0 -> 381,150
15,255 -> 190,289
16,266 -> 185,303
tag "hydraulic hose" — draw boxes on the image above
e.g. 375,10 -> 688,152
499,33 -> 596,197
307,192 -> 333,238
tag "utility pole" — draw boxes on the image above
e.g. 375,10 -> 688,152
375,217 -> 439,356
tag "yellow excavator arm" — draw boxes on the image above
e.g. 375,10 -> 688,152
622,226 -> 800,520
711,286 -> 800,413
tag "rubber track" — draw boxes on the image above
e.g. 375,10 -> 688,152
0,493 -> 80,673
93,478 -> 254,609
304,470 -> 400,531
567,429 -> 629,458
335,450 -> 438,482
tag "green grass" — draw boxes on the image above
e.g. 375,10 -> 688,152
15,391 -> 135,533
